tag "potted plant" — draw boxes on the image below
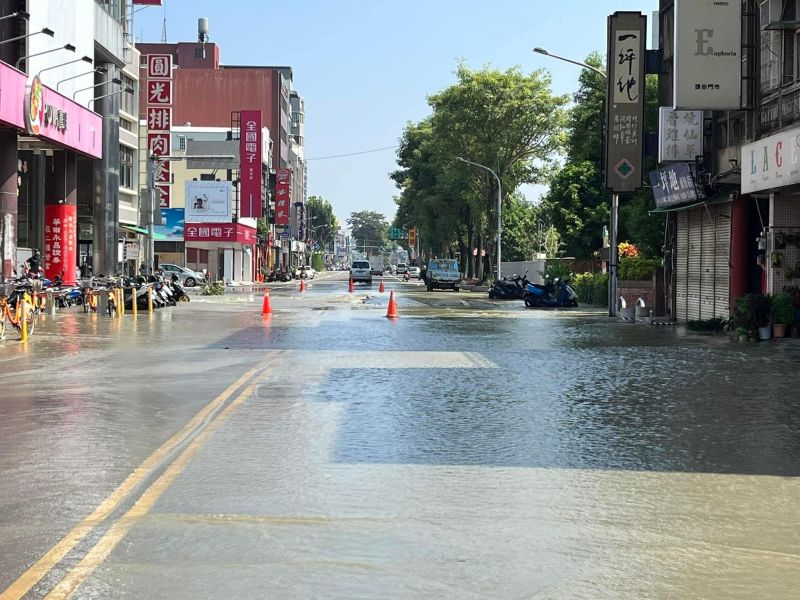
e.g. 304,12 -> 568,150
752,294 -> 772,340
729,295 -> 755,341
771,292 -> 794,338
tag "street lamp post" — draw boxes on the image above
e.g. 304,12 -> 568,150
532,47 -> 619,317
455,156 -> 502,281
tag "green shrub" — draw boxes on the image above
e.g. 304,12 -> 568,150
201,281 -> 225,296
771,292 -> 794,324
687,317 -> 727,332
540,260 -> 572,283
311,252 -> 325,272
571,272 -> 608,306
618,257 -> 661,281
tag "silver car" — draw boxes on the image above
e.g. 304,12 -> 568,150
159,263 -> 205,287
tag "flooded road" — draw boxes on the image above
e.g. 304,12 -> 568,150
1,273 -> 799,598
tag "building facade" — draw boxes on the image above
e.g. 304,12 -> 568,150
0,0 -> 139,284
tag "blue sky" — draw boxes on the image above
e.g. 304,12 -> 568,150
134,0 -> 659,225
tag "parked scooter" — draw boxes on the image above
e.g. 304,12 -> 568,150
523,278 -> 579,308
488,271 -> 531,300
169,275 -> 190,302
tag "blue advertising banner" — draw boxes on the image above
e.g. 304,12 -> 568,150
649,163 -> 705,209
155,208 -> 184,240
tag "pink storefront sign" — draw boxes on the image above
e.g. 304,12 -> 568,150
0,62 -> 26,129
184,222 -> 256,244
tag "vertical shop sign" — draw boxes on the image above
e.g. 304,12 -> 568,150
275,168 -> 291,226
43,204 -> 77,283
605,11 -> 646,193
239,110 -> 263,218
146,54 -> 173,207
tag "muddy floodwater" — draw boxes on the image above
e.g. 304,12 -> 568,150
1,279 -> 799,598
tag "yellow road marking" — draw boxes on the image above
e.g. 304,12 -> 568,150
45,376 -> 264,599
0,362 -> 265,600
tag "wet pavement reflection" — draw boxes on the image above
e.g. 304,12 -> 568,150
2,278 -> 800,598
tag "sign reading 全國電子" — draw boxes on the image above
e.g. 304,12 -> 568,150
239,110 -> 263,219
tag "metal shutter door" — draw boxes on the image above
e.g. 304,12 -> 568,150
685,208 -> 703,321
676,210 -> 690,321
712,204 -> 732,319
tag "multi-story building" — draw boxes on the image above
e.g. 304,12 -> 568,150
0,0 -> 140,284
652,1 -> 789,321
136,37 -> 305,272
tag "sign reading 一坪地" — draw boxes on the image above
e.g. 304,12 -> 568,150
649,163 -> 706,209
605,11 -> 646,193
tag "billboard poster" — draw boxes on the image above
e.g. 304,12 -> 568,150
605,11 -> 646,193
185,181 -> 233,223
154,208 -> 185,241
43,204 -> 77,283
275,168 -> 291,226
674,0 -> 741,110
239,110 -> 263,218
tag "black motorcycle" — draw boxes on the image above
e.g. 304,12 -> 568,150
488,272 -> 530,300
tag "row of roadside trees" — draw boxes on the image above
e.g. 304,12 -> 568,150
391,55 -> 665,281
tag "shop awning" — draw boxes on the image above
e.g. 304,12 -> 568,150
649,193 -> 733,214
121,225 -> 169,240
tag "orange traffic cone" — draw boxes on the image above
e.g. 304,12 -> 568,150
299,279 -> 306,292
379,279 -> 385,293
261,289 -> 272,315
386,290 -> 398,319
348,278 -> 355,293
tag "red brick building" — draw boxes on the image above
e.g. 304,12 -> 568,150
136,42 -> 291,171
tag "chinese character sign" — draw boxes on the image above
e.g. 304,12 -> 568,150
239,110 -> 263,218
658,108 -> 703,162
147,54 -> 172,80
184,222 -> 256,243
274,168 -> 291,226
649,163 -> 705,209
606,11 -> 646,193
43,204 -> 77,283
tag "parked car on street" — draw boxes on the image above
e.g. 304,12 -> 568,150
408,266 -> 421,279
294,265 -> 315,279
396,263 -> 408,275
159,263 -> 205,287
425,258 -> 462,291
350,260 -> 373,284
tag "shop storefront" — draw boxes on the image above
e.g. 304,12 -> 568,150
741,128 -> 800,300
651,163 -> 733,321
184,222 -> 257,283
0,62 -> 102,283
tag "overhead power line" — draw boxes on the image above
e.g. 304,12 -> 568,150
306,145 -> 397,161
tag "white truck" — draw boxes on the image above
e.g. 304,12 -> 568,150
425,258 -> 462,292
368,255 -> 385,275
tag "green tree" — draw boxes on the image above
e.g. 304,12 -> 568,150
306,196 -> 339,250
539,53 -> 664,259
348,210 -> 389,254
392,64 -> 567,280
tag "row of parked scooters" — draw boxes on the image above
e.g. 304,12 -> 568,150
37,274 -> 190,312
488,271 -> 579,308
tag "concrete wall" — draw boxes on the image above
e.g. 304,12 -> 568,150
501,260 -> 545,283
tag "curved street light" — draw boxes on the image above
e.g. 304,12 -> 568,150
56,65 -> 106,91
456,156 -> 502,281
88,86 -> 134,109
73,76 -> 122,100
37,55 -> 92,78
0,26 -> 53,47
533,46 -> 618,317
16,42 -> 75,70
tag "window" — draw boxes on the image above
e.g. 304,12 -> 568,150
120,145 -> 134,189
120,118 -> 132,132
178,135 -> 186,150
120,74 -> 136,116
195,47 -> 204,59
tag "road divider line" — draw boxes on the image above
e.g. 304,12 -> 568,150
44,376 -> 265,600
0,360 -> 267,600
